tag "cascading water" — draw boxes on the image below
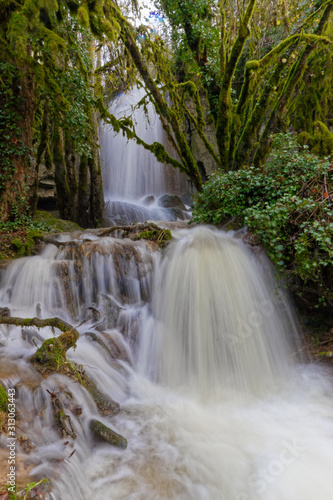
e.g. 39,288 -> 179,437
1,226 -> 333,499
137,227 -> 301,397
99,87 -> 191,224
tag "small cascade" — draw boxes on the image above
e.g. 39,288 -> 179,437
99,87 -> 191,224
1,227 -> 333,499
138,227 -> 301,397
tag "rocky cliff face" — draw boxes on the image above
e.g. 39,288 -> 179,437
37,163 -> 57,211
185,97 -> 219,181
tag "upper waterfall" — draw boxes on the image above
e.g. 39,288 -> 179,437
99,87 -> 190,224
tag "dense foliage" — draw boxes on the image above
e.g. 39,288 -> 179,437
193,134 -> 333,308
152,0 -> 333,173
0,0 -> 105,226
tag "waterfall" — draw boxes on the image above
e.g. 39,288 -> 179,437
137,227 -> 301,397
99,87 -> 190,224
1,227 -> 333,499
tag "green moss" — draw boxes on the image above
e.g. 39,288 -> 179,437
30,330 -> 79,372
90,419 -> 127,448
245,60 -> 260,71
134,228 -> 172,245
0,384 -> 8,412
312,121 -> 333,156
10,229 -> 43,258
78,6 -> 90,27
33,211 -> 82,232
298,122 -> 333,157
297,131 -> 314,149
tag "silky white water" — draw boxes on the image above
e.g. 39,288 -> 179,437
1,227 -> 333,499
99,87 -> 189,224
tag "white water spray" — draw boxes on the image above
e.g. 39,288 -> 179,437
138,227 -> 300,397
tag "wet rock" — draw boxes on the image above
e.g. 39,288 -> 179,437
171,207 -> 186,220
102,332 -> 131,364
84,378 -> 120,416
86,331 -> 130,364
180,194 -> 193,207
158,194 -> 187,211
142,195 -> 155,206
17,435 -> 35,454
98,294 -> 122,329
0,308 -> 10,318
89,419 -> 127,449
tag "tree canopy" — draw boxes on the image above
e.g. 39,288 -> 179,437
0,0 -> 332,223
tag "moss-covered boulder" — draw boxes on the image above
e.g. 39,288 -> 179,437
30,330 -> 79,373
297,131 -> 314,149
89,419 -> 127,448
33,211 -> 83,232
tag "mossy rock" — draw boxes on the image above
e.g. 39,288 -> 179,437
297,131 -> 314,149
10,228 -> 44,257
89,419 -> 127,448
0,383 -> 8,412
133,228 -> 172,246
298,122 -> 333,157
30,330 -> 79,373
33,211 -> 83,232
82,377 -> 120,416
312,121 -> 333,156
29,328 -> 119,415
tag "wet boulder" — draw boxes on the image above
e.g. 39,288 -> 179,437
142,195 -> 155,206
157,194 -> 187,211
89,419 -> 127,448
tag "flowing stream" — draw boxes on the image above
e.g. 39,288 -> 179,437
1,227 -> 333,499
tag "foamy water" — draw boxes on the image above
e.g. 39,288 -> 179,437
1,227 -> 333,499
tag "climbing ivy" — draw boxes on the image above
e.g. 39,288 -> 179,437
0,62 -> 32,214
193,133 -> 333,308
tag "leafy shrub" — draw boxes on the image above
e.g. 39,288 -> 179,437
193,134 -> 333,308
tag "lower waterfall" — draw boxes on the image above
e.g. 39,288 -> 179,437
1,227 -> 333,499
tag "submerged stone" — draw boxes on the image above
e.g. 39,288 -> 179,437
89,419 -> 127,448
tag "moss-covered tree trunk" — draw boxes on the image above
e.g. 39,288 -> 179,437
77,154 -> 90,227
115,10 -> 203,191
215,0 -> 256,170
64,132 -> 79,221
88,110 -> 104,227
52,124 -> 73,220
0,65 -> 36,222
253,2 -> 333,168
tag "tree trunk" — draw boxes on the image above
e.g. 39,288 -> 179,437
0,65 -> 36,222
